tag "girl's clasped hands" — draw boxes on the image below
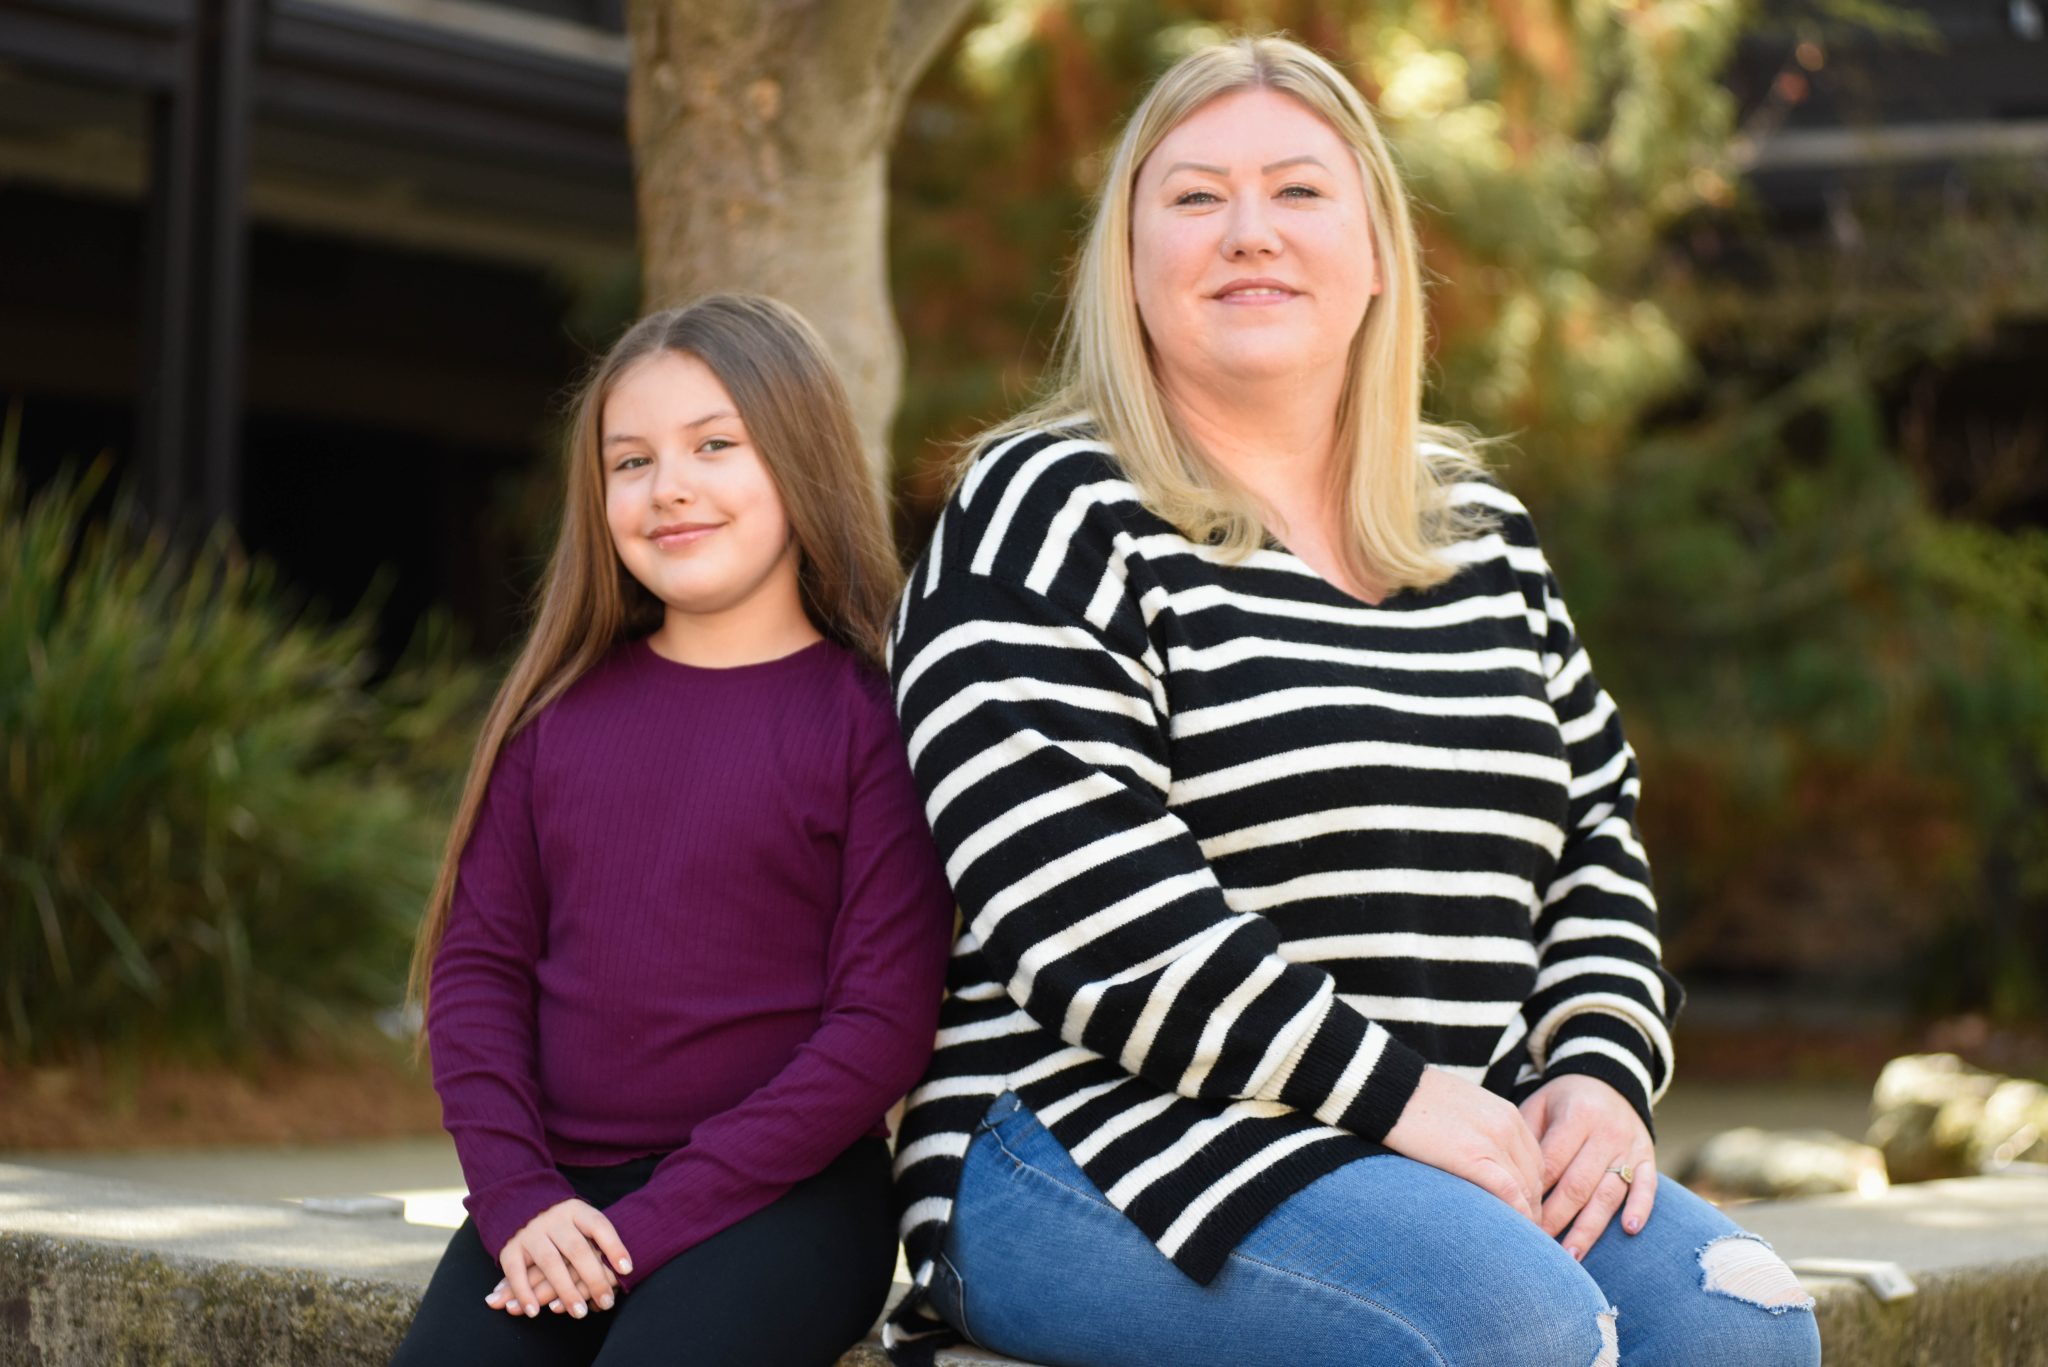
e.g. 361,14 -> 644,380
482,1198 -> 631,1320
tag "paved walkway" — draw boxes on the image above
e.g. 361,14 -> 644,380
0,1079 -> 1874,1235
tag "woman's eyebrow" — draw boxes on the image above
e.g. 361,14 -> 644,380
1160,155 -> 1331,177
1263,154 -> 1330,173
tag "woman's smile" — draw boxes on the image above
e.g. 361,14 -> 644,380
1213,277 -> 1301,304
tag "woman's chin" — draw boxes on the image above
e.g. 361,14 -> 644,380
1210,348 -> 1331,386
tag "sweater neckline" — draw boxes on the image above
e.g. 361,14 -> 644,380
635,635 -> 833,678
1260,535 -> 1437,611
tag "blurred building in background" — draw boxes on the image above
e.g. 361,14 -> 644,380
1719,0 -> 2048,532
0,0 -> 2043,648
1,0 -> 636,650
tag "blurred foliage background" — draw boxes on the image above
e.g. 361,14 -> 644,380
884,0 -> 2048,1024
4,0 -> 2044,1067
1,405 -> 490,1066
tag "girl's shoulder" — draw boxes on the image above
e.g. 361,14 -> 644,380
812,638 -> 895,725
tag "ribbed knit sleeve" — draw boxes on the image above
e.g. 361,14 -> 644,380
1514,518 -> 1684,1132
892,569 -> 1428,1144
596,677 -> 957,1294
427,721 -> 578,1262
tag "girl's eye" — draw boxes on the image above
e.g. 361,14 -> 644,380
612,454 -> 650,472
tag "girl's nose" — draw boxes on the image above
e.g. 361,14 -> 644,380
652,455 -> 695,506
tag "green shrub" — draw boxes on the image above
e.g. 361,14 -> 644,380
0,424 -> 490,1065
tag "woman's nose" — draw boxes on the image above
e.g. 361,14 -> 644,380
1223,198 -> 1281,258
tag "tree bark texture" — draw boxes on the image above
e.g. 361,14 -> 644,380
626,0 -> 973,469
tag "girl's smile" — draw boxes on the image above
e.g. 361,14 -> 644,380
649,520 -> 724,549
601,350 -> 818,665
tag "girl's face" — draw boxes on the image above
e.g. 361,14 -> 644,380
1130,87 -> 1380,397
602,351 -> 801,635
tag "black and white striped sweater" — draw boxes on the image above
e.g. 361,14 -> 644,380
881,426 -> 1683,1363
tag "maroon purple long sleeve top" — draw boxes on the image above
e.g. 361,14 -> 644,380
426,636 -> 956,1293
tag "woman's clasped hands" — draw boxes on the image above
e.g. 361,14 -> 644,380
1521,1072 -> 1660,1260
1384,1067 -> 1657,1260
482,1198 -> 632,1320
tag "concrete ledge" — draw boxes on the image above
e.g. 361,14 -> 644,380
3,1162 -> 2045,1365
0,1163 -> 1006,1367
1736,1175 -> 2048,1367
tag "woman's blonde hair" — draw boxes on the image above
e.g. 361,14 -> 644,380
979,32 -> 1494,592
405,293 -> 903,1057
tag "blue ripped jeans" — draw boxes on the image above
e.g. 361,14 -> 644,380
929,1092 -> 1821,1367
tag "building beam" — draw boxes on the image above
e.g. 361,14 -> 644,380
137,0 -> 254,530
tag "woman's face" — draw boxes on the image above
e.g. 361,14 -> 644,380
601,350 -> 801,631
1130,87 -> 1380,399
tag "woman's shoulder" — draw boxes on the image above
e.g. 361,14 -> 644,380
939,416 -> 1155,565
950,417 -> 1126,516
1422,447 -> 1545,552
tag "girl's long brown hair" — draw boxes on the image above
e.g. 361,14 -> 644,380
405,293 -> 904,1060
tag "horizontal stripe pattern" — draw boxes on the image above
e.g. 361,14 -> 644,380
881,427 -> 1683,1364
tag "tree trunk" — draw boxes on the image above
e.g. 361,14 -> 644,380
626,0 -> 973,474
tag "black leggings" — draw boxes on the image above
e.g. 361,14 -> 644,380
390,1137 -> 896,1367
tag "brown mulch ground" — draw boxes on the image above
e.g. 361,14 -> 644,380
1675,1013 -> 2048,1086
0,1044 -> 443,1151
2,1016 -> 2039,1154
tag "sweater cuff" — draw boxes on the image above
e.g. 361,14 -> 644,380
465,1167 -> 580,1265
1275,1002 -> 1428,1143
1540,1010 -> 1660,1137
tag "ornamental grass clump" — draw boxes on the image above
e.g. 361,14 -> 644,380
0,428 -> 488,1066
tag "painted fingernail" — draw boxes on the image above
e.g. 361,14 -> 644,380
549,1300 -> 562,1313
1570,1246 -> 1584,1261
573,1302 -> 586,1318
599,1293 -> 615,1310
1625,1217 -> 1641,1233
505,1301 -> 519,1313
619,1258 -> 633,1274
526,1303 -> 539,1318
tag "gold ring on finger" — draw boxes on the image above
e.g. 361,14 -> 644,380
1606,1163 -> 1634,1185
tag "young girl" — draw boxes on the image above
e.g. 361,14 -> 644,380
390,294 -> 956,1367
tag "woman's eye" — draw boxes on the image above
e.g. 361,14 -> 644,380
700,438 -> 734,455
1173,189 -> 1220,206
1280,184 -> 1322,199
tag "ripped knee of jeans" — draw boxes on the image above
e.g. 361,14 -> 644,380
1590,1305 -> 1618,1367
1697,1234 -> 1816,1315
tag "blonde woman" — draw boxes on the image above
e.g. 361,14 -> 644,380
882,36 -> 1820,1367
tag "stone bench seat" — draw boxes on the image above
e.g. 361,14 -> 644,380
3,1162 -> 2043,1365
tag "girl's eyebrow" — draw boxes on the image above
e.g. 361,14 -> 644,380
602,411 -> 740,447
